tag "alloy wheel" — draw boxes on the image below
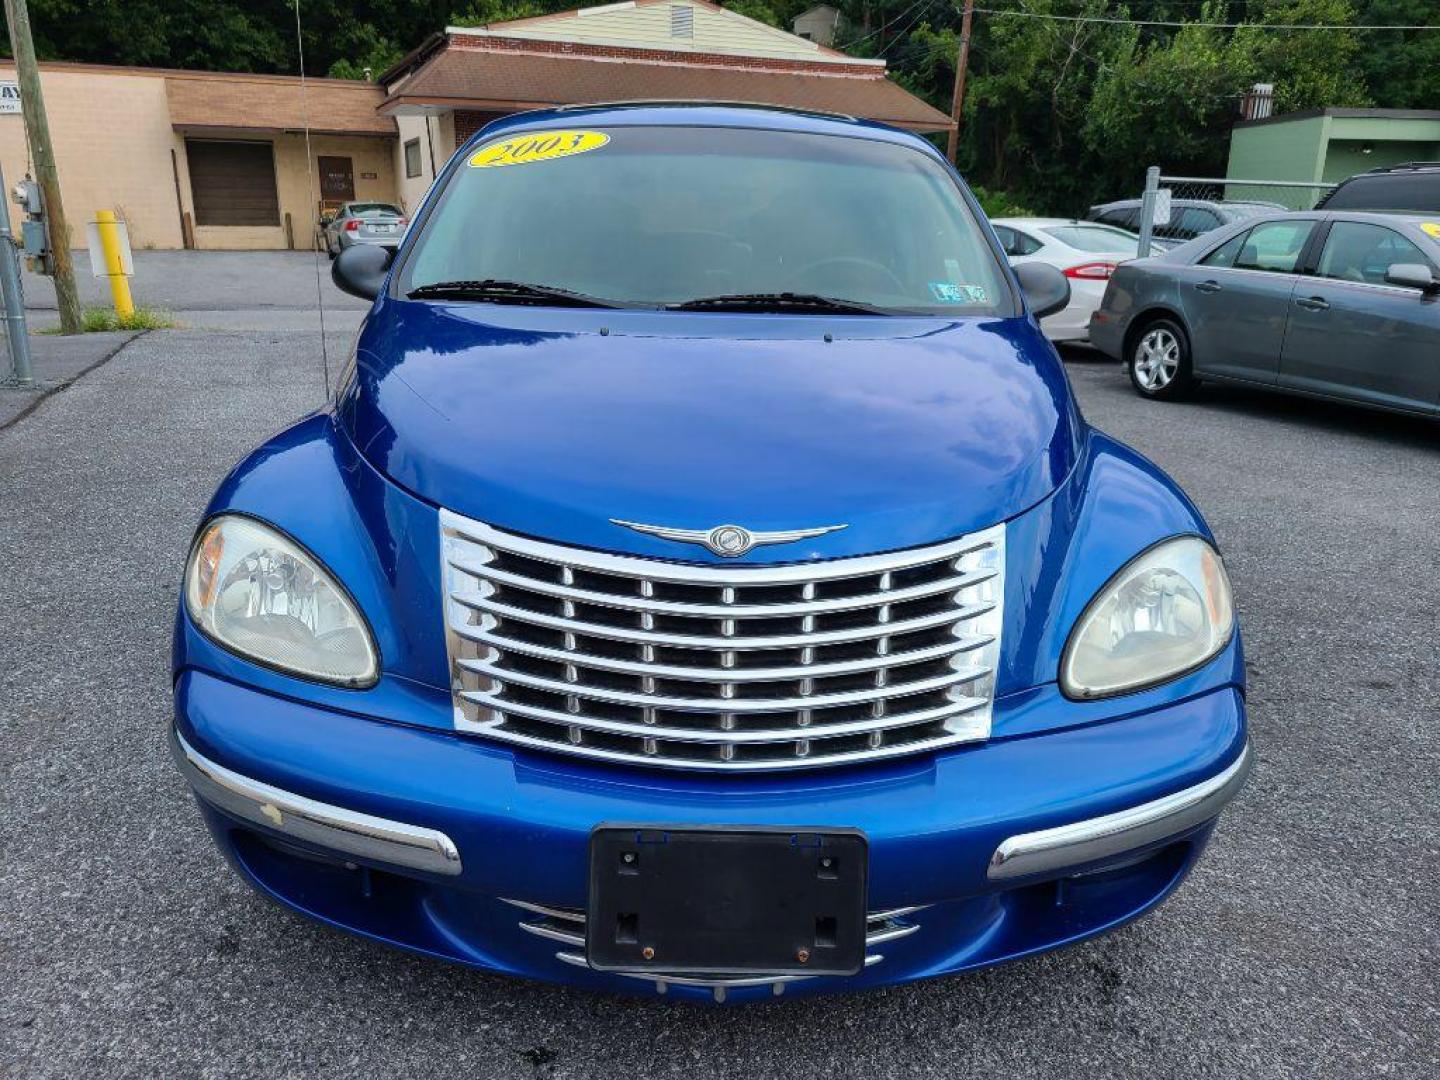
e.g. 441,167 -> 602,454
1134,328 -> 1180,390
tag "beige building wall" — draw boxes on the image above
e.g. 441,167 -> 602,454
0,64 -> 185,250
396,113 -> 441,214
174,130 -> 398,250
0,63 -> 399,251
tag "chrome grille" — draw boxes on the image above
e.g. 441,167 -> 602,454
501,898 -> 925,1000
440,510 -> 1005,771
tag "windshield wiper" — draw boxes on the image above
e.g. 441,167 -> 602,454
667,291 -> 891,315
406,279 -> 623,309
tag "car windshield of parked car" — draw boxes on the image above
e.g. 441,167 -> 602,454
402,125 -> 1011,315
1042,225 -> 1139,255
351,203 -> 401,217
1323,173 -> 1439,213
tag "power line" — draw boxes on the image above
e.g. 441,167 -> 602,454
973,7 -> 1440,31
846,0 -> 939,49
878,0 -> 945,56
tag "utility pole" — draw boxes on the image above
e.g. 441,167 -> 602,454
4,0 -> 81,334
945,0 -> 975,165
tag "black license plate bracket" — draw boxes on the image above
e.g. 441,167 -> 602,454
586,825 -> 868,976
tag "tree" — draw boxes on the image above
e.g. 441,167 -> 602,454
1354,0 -> 1440,107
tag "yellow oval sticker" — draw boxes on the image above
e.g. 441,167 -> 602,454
1422,222 -> 1440,240
469,130 -> 610,169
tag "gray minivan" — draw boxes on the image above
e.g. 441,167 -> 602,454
1089,211 -> 1440,416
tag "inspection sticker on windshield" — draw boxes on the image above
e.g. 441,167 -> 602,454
930,282 -> 987,304
1422,223 -> 1440,240
469,130 -> 609,169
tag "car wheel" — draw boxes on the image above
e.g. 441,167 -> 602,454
1128,318 -> 1195,400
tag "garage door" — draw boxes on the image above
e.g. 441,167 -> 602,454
186,140 -> 280,227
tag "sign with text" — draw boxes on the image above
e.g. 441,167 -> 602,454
0,82 -> 20,114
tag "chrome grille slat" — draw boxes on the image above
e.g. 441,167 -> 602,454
458,629 -> 987,682
448,558 -> 995,618
460,659 -> 990,713
441,511 -> 1005,771
508,900 -> 922,998
465,692 -> 983,744
446,518 -> 990,582
452,595 -> 991,650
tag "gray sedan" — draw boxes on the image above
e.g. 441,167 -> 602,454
322,202 -> 407,259
1090,211 -> 1440,417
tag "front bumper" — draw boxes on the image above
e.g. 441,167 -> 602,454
174,667 -> 1248,1002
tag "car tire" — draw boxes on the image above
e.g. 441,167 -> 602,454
1127,317 -> 1195,400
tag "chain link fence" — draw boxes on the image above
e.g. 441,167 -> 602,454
1124,167 -> 1337,258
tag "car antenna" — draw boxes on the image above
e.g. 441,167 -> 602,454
293,0 -> 332,399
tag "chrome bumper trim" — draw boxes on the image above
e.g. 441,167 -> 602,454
171,729 -> 463,877
987,743 -> 1252,881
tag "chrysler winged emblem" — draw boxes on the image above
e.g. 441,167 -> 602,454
611,519 -> 848,558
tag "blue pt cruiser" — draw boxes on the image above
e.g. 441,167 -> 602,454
172,104 -> 1250,1003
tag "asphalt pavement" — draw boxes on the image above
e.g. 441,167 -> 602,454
0,327 -> 1436,1079
20,250 -> 368,332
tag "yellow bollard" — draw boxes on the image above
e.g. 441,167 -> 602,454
94,209 -> 134,321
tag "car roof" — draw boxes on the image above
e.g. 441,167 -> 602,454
461,101 -> 936,158
990,217 -> 1092,228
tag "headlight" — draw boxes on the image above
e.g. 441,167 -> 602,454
1061,536 -> 1234,699
184,515 -> 378,687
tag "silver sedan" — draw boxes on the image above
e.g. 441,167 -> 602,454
1090,211 -> 1440,417
322,202 -> 407,259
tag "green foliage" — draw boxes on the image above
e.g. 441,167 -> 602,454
969,185 -> 1033,219
40,306 -> 178,333
1353,0 -> 1440,108
723,0 -> 781,28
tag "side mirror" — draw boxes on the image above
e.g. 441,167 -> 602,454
1383,263 -> 1439,294
332,244 -> 394,301
1013,261 -> 1071,320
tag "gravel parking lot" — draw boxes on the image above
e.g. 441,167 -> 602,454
1,324 -> 1436,1079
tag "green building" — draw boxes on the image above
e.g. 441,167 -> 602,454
1227,108 -> 1440,189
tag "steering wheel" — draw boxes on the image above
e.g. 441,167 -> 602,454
785,255 -> 905,294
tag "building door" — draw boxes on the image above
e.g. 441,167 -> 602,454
185,139 -> 280,227
318,156 -> 355,204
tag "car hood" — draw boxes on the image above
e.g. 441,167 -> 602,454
338,300 -> 1082,561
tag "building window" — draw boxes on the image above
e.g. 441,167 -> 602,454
670,4 -> 693,37
404,137 -> 422,179
185,139 -> 279,227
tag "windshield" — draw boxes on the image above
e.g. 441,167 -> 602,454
351,203 -> 401,217
1042,225 -> 1139,254
402,125 -> 1011,315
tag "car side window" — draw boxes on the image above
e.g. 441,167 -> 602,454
1098,208 -> 1137,231
1316,221 -> 1435,286
1200,230 -> 1249,268
994,227 -> 1042,258
1161,207 -> 1221,241
1232,220 -> 1315,274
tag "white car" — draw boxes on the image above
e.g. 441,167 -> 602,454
990,217 -> 1141,344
